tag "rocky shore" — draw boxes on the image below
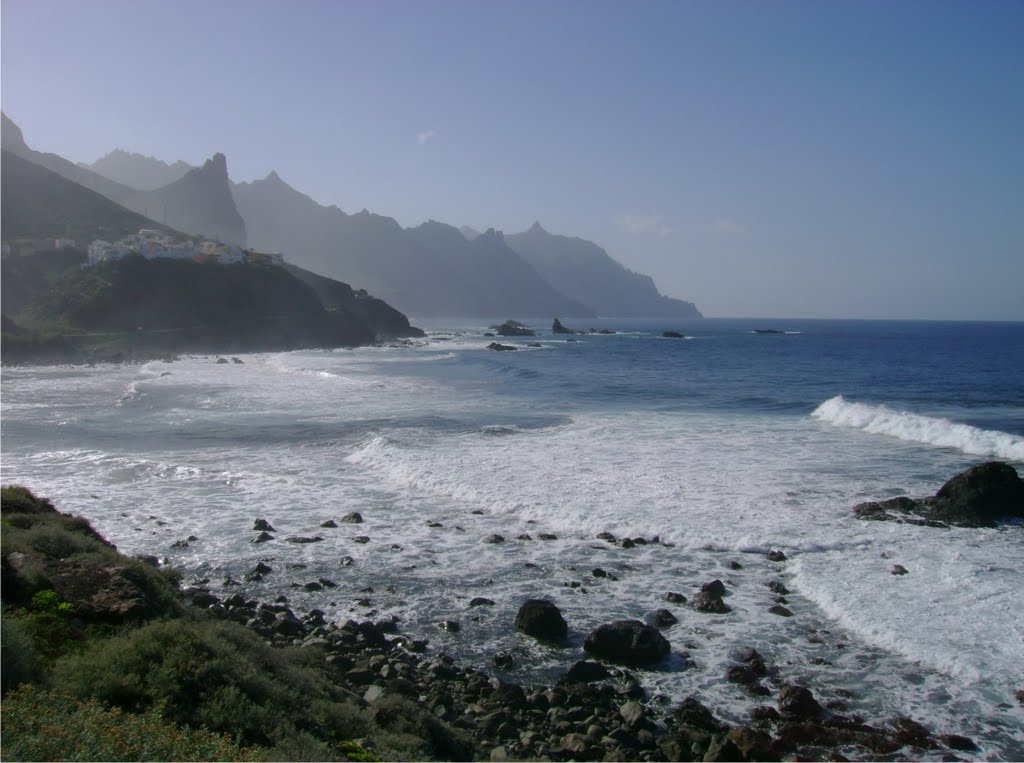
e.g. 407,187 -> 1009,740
5,461 -> 1023,760
181,579 -> 983,762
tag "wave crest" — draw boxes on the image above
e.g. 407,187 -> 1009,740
811,395 -> 1024,462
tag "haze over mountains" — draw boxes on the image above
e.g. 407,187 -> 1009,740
2,114 -> 701,319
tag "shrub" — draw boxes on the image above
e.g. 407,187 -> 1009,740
1,609 -> 42,694
0,684 -> 258,761
1,485 -> 57,516
53,618 -> 366,750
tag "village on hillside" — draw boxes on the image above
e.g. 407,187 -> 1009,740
1,229 -> 284,268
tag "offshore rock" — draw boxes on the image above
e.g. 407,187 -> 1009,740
515,598 -> 568,641
487,342 -> 518,352
853,461 -> 1024,527
583,619 -> 670,666
494,320 -> 537,337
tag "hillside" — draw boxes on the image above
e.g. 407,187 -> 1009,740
1,150 -> 159,243
3,114 -> 246,246
233,172 -> 594,318
0,154 -> 422,363
505,223 -> 702,318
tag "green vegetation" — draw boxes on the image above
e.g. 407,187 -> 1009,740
0,486 -> 473,761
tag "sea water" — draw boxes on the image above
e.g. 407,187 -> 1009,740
3,318 -> 1023,759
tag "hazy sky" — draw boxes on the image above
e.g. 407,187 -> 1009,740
2,0 -> 1022,319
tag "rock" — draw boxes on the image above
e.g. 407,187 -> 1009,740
891,564 -> 909,575
493,653 -> 514,670
470,597 -> 495,607
216,357 -> 229,364
727,727 -> 777,761
778,684 -> 823,718
768,604 -> 794,617
674,697 -> 727,734
583,620 -> 670,666
538,532 -> 558,540
341,512 -> 364,524
303,581 -> 323,592
285,535 -> 324,544
664,591 -> 687,604
170,539 -> 189,549
564,660 -> 609,684
662,331 -> 686,339
701,579 -> 727,597
494,320 -> 537,337
487,342 -> 518,352
703,734 -> 744,762
692,591 -> 731,614
552,318 -> 581,335
253,519 -> 275,532
352,536 -> 370,544
939,733 -> 977,751
439,619 -> 460,632
484,534 -> 505,544
767,580 -> 790,595
320,519 -> 338,528
767,549 -> 787,562
231,357 -> 244,364
515,599 -> 568,641
619,700 -> 646,728
853,462 -> 1024,528
363,685 -> 387,704
252,531 -> 274,543
931,461 -> 1024,525
647,608 -> 678,628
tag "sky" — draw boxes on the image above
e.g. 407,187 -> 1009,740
2,0 -> 1022,320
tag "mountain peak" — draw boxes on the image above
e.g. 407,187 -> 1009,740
528,221 -> 547,234
203,152 -> 228,173
1,112 -> 29,153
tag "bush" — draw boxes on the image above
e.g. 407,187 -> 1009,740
1,485 -> 57,516
0,684 -> 258,761
53,618 -> 366,751
1,609 -> 42,694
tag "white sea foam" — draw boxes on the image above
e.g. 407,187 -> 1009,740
812,395 -> 1024,462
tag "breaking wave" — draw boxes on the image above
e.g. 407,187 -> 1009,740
811,395 -> 1024,462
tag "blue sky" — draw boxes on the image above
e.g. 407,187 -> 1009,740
3,0 -> 1022,319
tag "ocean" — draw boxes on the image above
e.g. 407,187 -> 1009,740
2,318 -> 1023,759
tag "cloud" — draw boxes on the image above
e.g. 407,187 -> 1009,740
615,212 -> 676,237
707,219 -> 745,236
416,129 -> 437,145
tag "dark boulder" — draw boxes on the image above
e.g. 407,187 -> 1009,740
701,579 -> 727,597
285,535 -> 324,544
252,518 -> 275,532
469,597 -> 495,607
515,598 -> 568,641
778,684 -> 823,718
341,512 -> 364,524
692,591 -> 731,614
930,461 -> 1024,525
647,608 -> 678,628
583,619 -> 670,666
487,342 -> 517,352
564,660 -> 610,683
484,534 -> 505,544
662,330 -> 685,339
252,531 -> 274,543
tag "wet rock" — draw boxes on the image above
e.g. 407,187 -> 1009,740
583,620 -> 670,666
216,357 -> 229,364
352,536 -> 370,544
701,579 -> 727,597
320,519 -> 338,528
647,608 -> 678,628
252,531 -> 274,543
303,581 -> 323,592
515,599 -> 568,641
778,684 -> 823,718
892,564 -> 909,575
703,733 -> 744,762
493,653 -> 514,670
767,580 -> 790,595
768,604 -> 794,617
170,539 -> 190,549
692,591 -> 731,614
538,533 -> 558,541
495,320 -> 537,337
517,533 -> 533,540
341,512 -> 364,524
664,591 -> 687,604
889,716 -> 933,748
470,597 -> 496,607
285,535 -> 323,544
662,330 -> 686,339
939,733 -> 977,751
340,555 -> 355,566
767,549 -> 787,562
253,519 -> 275,532
674,697 -> 728,734
439,619 -> 461,633
487,342 -> 518,351
564,660 -> 609,684
596,532 -> 616,542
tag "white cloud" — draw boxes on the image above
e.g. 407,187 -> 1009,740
707,219 -> 745,236
416,129 -> 437,145
615,212 -> 676,237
